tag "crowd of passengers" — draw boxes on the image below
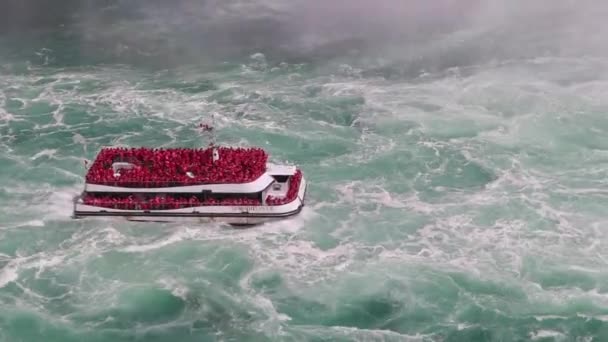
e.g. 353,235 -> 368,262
85,147 -> 268,187
83,194 -> 261,210
83,171 -> 303,209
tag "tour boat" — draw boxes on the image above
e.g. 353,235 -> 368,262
72,145 -> 307,226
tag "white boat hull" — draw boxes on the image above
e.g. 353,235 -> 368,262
124,215 -> 292,225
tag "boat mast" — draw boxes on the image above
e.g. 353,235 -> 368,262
199,112 -> 219,162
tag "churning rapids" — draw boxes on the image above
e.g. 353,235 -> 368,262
1,0 -> 608,341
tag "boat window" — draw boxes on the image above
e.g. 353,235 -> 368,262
83,189 -> 267,207
272,175 -> 289,183
82,191 -> 265,205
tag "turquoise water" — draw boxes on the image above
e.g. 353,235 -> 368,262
2,2 -> 608,341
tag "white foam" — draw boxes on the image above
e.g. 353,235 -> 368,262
0,251 -> 67,289
157,277 -> 190,301
334,181 -> 409,209
121,228 -> 200,253
4,220 -> 46,229
0,110 -> 17,123
533,315 -> 566,321
33,254 -> 66,278
0,263 -> 19,288
30,149 -> 57,160
43,186 -> 82,221
529,330 -> 565,340
290,324 -> 432,342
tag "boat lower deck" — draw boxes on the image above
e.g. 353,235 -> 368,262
72,178 -> 307,226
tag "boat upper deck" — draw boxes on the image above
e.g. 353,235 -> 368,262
85,146 -> 268,188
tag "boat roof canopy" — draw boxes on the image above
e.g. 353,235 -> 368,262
266,163 -> 297,176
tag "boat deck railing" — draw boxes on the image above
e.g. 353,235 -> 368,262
75,171 -> 303,210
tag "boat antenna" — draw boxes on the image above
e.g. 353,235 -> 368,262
210,112 -> 217,147
198,113 -> 220,163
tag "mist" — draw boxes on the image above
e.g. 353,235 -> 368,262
1,0 -> 607,70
